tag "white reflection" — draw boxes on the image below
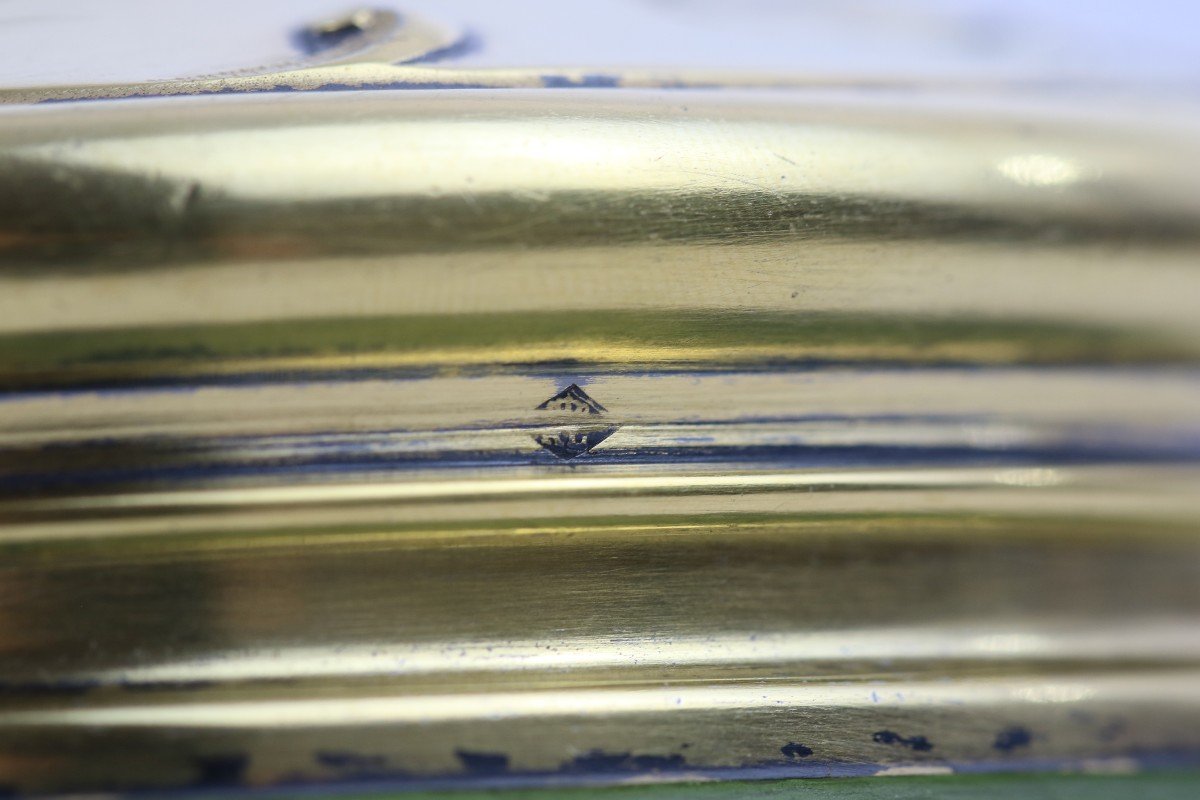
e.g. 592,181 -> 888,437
23,468 -> 1052,513
996,154 -> 1082,187
1014,683 -> 1096,704
994,467 -> 1063,487
0,673 -> 1194,729
876,766 -> 955,776
87,618 -> 1199,685
970,632 -> 1048,654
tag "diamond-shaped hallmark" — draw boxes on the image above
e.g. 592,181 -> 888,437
532,384 -> 619,460
536,384 -> 607,415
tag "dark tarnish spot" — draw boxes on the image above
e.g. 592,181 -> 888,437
1099,718 -> 1128,743
1068,710 -> 1095,726
541,74 -> 622,89
994,726 -> 1033,752
0,679 -> 100,697
455,749 -> 510,775
631,754 -> 686,770
192,754 -> 249,787
564,751 -> 631,772
315,751 -> 388,771
872,730 -> 934,752
120,679 -> 217,693
780,742 -> 814,758
561,750 -> 686,773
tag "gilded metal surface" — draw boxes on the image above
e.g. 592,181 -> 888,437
0,82 -> 1198,793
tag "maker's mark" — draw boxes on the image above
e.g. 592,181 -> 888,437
532,384 -> 619,460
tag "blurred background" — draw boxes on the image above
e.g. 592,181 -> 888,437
1,0 -> 1198,88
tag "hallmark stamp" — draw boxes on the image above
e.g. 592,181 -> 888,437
532,384 -> 618,460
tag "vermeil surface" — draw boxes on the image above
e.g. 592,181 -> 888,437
0,85 -> 1198,792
